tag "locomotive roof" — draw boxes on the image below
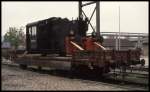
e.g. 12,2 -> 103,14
26,21 -> 39,27
26,17 -> 70,27
26,19 -> 48,27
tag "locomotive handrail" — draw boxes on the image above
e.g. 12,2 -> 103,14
70,41 -> 84,51
94,42 -> 106,50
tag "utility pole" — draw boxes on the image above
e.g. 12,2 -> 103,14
79,1 -> 82,19
116,33 -> 118,50
96,2 -> 100,38
118,6 -> 121,50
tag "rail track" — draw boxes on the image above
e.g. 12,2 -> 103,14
2,59 -> 149,91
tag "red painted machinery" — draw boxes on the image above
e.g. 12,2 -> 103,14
64,34 -> 145,74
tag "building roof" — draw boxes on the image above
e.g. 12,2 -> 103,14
103,38 -> 135,50
2,42 -> 11,49
103,38 -> 135,47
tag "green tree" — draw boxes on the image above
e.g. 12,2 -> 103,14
3,27 -> 25,49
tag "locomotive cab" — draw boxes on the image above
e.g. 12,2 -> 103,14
26,17 -> 88,56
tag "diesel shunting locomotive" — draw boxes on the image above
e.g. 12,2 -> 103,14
6,2 -> 145,75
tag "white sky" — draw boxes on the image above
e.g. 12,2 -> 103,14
2,1 -> 149,36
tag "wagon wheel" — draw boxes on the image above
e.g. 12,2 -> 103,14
9,50 -> 17,61
9,54 -> 12,61
130,65 -> 133,73
112,62 -> 117,80
120,61 -> 127,83
140,59 -> 145,66
139,59 -> 145,71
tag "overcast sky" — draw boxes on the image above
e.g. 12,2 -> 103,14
2,1 -> 149,36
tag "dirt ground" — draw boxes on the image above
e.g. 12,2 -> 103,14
2,57 -> 148,91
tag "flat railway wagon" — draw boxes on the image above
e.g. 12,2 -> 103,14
8,16 -> 145,75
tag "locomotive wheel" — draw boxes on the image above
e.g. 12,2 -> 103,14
41,53 -> 47,56
71,63 -> 77,72
37,66 -> 42,70
19,64 -> 27,69
93,66 -> 104,76
59,51 -> 66,56
70,62 -> 78,78
70,63 -> 88,76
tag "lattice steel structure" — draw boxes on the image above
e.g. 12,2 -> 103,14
78,1 -> 100,38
